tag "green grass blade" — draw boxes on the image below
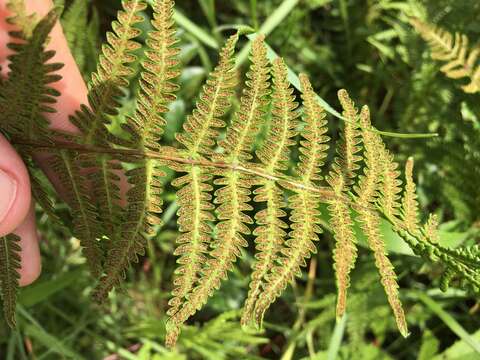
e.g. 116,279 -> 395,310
417,292 -> 480,354
173,9 -> 219,49
237,0 -> 299,65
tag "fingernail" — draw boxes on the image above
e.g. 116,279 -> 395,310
0,169 -> 17,223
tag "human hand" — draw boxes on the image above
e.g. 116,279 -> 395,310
0,0 -> 88,286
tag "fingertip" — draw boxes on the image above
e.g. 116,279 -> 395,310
0,134 -> 31,237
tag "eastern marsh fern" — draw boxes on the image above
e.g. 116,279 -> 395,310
0,0 -> 479,347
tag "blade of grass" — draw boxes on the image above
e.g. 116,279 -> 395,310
416,292 -> 480,354
242,34 -> 438,139
173,8 -> 219,49
18,269 -> 83,307
237,0 -> 299,65
250,0 -> 259,30
327,314 -> 347,360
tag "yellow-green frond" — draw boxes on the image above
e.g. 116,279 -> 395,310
251,74 -> 328,325
378,149 -> 403,220
94,0 -> 181,301
355,106 -> 408,338
122,0 -> 180,150
71,0 -> 145,144
326,90 -> 362,319
242,57 -> 298,328
218,35 -> 270,162
164,36 -> 270,347
411,18 -> 480,93
422,214 -> 440,243
401,157 -> 420,234
256,57 -> 299,173
296,74 -> 330,184
176,33 -> 239,158
6,0 -> 38,39
166,166 -> 215,345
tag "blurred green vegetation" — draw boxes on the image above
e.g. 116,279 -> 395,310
1,0 -> 479,358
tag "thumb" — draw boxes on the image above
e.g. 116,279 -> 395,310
0,134 -> 30,236
0,134 -> 41,286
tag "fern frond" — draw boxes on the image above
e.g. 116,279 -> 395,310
65,0 -> 145,272
0,8 -> 62,141
401,157 -> 420,234
176,33 -> 239,158
93,0 -> 180,301
355,106 -> 408,338
378,149 -> 402,220
326,90 -> 362,319
166,34 -> 239,346
71,0 -> 145,143
241,57 -> 300,328
163,35 -> 270,344
0,234 -> 21,328
252,74 -> 329,325
217,35 -> 270,162
51,149 -> 103,277
422,214 -> 439,243
411,18 -> 480,93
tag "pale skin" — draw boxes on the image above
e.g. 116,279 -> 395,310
0,0 -> 88,286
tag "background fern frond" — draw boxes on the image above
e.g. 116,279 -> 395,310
252,74 -> 329,325
411,18 -> 480,93
327,90 -> 362,319
0,234 -> 21,328
242,57 -> 300,328
6,0 -> 38,39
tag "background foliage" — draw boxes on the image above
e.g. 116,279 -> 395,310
1,0 -> 479,358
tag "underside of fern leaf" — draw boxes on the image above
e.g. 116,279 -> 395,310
0,234 -> 21,328
1,0 -> 479,348
93,0 -> 180,302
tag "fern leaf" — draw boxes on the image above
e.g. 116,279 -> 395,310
51,149 -> 103,277
411,18 -> 480,93
0,234 -> 21,328
217,35 -> 270,162
355,106 -> 408,338
401,157 -> 420,234
326,90 -> 362,319
241,57 -> 300,328
176,33 -> 239,158
252,74 -> 329,325
163,35 -> 270,345
378,149 -> 402,220
166,34 -> 239,346
165,37 -> 269,342
93,0 -> 180,301
67,0 -> 145,243
71,0 -> 145,143
0,8 -> 62,141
